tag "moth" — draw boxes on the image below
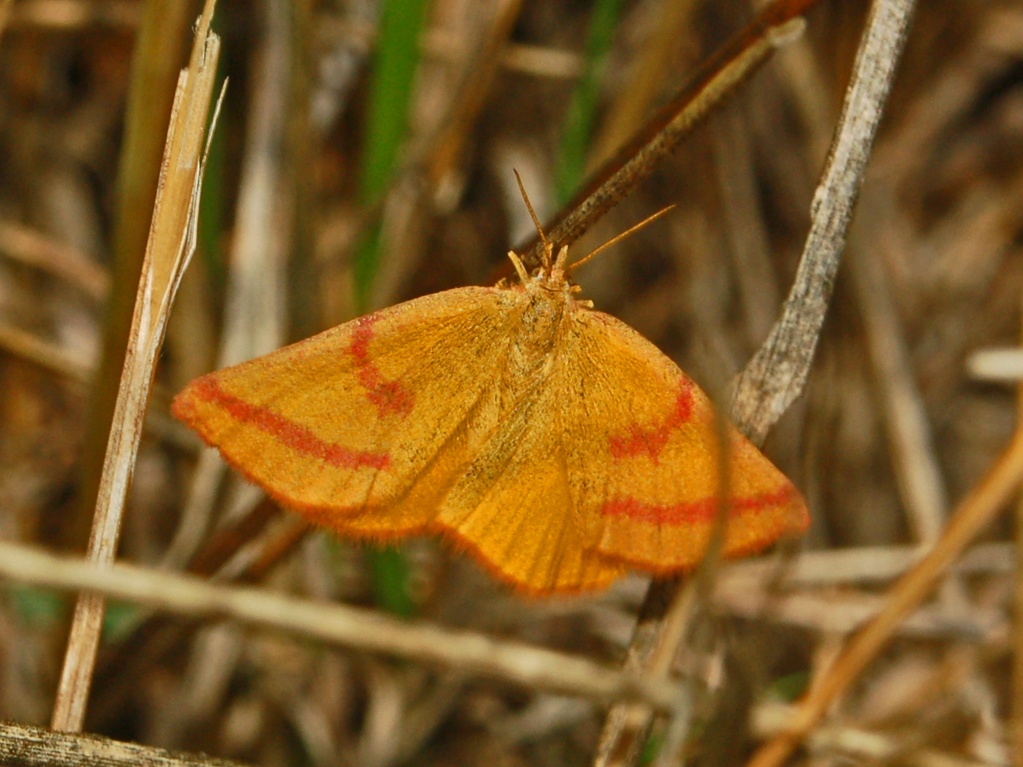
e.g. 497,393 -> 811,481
173,191 -> 808,595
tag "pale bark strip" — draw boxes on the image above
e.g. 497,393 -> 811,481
50,3 -> 221,732
730,0 -> 918,445
0,540 -> 681,713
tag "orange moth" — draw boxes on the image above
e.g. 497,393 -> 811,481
173,196 -> 809,596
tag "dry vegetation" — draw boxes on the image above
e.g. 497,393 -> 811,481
0,0 -> 1021,765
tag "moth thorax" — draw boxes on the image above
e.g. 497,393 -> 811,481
503,290 -> 566,391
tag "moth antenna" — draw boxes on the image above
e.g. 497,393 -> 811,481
513,169 -> 553,271
566,205 -> 676,274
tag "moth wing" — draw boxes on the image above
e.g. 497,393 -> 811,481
172,287 -> 515,536
557,310 -> 809,572
432,392 -> 625,595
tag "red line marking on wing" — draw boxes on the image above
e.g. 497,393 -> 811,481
348,315 -> 415,418
600,485 -> 796,525
191,377 -> 391,470
608,381 -> 693,463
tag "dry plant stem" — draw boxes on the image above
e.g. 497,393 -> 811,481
6,0 -> 140,31
594,579 -> 701,767
596,1 -> 917,763
0,322 -> 91,383
783,26 -> 953,573
719,582 -> 1001,641
89,508 -> 305,727
0,721 -> 246,767
730,0 -> 917,444
521,0 -> 818,266
849,230 -> 961,591
752,704 -> 994,767
854,246 -> 975,614
74,0 -> 194,555
0,540 -> 681,713
726,542 -> 1013,586
50,6 -> 221,732
746,430 -> 1023,767
971,349 -> 1023,382
0,219 -> 109,300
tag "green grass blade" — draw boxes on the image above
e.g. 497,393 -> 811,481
554,0 -> 624,204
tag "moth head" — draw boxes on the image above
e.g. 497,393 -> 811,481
506,246 -> 574,297
508,168 -> 673,303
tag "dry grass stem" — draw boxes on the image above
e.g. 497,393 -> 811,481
753,704 -> 995,767
723,542 -> 1013,589
0,322 -> 90,383
851,238 -> 949,544
0,220 -> 108,301
718,585 -> 1002,641
525,0 -> 815,266
1,540 -> 682,714
49,7 -> 221,732
970,349 -> 1023,383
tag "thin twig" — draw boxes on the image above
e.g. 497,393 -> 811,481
0,540 -> 682,713
522,0 -> 815,266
